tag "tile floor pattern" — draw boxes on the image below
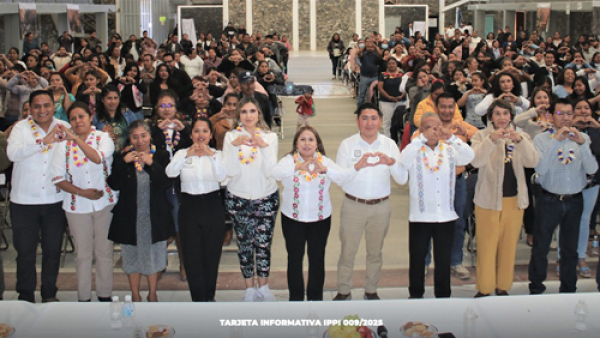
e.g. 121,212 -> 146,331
0,51 -> 598,298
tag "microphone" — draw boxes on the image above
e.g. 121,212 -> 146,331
377,325 -> 388,338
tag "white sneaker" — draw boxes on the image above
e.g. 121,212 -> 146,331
257,284 -> 276,302
451,265 -> 471,280
244,287 -> 257,302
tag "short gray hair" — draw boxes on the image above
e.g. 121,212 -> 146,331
128,119 -> 151,136
419,112 -> 439,127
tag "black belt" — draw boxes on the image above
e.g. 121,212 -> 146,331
541,189 -> 582,201
345,193 -> 389,205
360,73 -> 378,78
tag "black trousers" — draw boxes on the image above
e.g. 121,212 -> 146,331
281,214 -> 331,301
529,192 -> 583,294
409,221 -> 455,298
523,168 -> 537,235
11,202 -> 66,302
179,191 -> 225,302
330,56 -> 340,76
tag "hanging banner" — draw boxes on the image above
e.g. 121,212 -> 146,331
67,4 -> 84,35
180,18 -> 197,48
593,1 -> 600,36
537,3 -> 551,33
18,3 -> 38,39
455,8 -> 463,30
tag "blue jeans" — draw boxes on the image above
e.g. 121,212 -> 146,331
357,75 -> 377,107
426,174 -> 467,267
557,185 -> 599,259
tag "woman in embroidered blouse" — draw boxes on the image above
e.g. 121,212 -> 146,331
150,90 -> 192,281
223,96 -> 279,302
47,72 -> 74,122
271,126 -> 354,301
165,117 -> 226,301
107,120 -> 173,302
470,99 -> 540,297
51,102 -> 116,302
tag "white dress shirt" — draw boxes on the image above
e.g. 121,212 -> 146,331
7,117 -> 71,205
51,130 -> 116,213
272,153 -> 356,223
336,133 -> 407,200
165,147 -> 227,194
399,134 -> 475,223
180,55 -> 205,78
222,127 -> 278,200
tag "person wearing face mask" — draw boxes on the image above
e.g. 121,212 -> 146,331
470,99 -> 539,297
271,126 -> 355,301
165,117 -> 227,301
529,99 -> 599,295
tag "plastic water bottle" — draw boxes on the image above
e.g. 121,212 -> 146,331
575,300 -> 588,332
463,307 -> 478,338
592,235 -> 599,255
109,296 -> 122,330
122,295 -> 135,330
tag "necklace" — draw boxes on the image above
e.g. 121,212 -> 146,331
557,148 -> 576,164
291,152 -> 326,220
158,120 -> 180,148
134,145 -> 156,171
420,142 -> 444,172
29,116 -> 53,153
237,126 -> 260,164
195,107 -> 209,120
69,131 -> 96,168
505,143 -> 515,163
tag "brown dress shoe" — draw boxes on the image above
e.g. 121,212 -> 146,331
223,229 -> 233,246
332,293 -> 352,301
495,289 -> 509,296
474,292 -> 490,298
363,292 -> 380,300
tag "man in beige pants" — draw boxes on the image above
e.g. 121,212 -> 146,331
334,102 -> 407,300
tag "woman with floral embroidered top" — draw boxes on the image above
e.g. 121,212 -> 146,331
47,72 -> 74,122
223,96 -> 279,302
165,117 -> 227,301
271,126 -> 354,301
107,120 -> 173,302
51,102 -> 116,302
150,89 -> 192,282
470,99 -> 539,297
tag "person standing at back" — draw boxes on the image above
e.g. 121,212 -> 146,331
356,37 -> 382,107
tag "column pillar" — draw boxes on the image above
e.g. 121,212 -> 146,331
5,14 -> 21,55
246,0 -> 252,34
310,0 -> 316,51
439,0 -> 445,35
292,0 -> 299,51
503,10 -> 516,34
474,9 -> 485,37
96,12 -> 109,49
356,0 -> 362,37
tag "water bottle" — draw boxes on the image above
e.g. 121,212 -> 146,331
575,300 -> 588,332
463,307 -> 478,338
122,295 -> 135,330
109,296 -> 122,330
592,235 -> 599,255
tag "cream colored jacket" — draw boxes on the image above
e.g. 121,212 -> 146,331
471,124 -> 540,211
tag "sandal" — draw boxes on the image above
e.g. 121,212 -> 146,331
579,261 -> 592,278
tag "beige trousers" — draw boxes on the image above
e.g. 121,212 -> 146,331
66,205 -> 114,301
337,197 -> 391,294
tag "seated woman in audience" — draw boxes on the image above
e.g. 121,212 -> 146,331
150,90 -> 192,281
272,126 -> 354,301
406,69 -> 433,131
76,71 -> 103,118
458,72 -> 488,129
65,62 -> 109,96
52,102 -> 116,302
165,117 -> 226,301
179,78 -> 223,123
378,58 -> 406,138
571,76 -> 600,111
107,120 -> 173,302
556,98 -> 600,278
475,71 -> 529,117
471,99 -> 539,297
7,70 -> 48,112
218,48 -> 254,78
552,68 -> 576,99
448,68 -> 472,105
204,49 -> 222,75
206,68 -> 228,99
48,72 -> 75,122
149,64 -> 177,107
94,84 -> 141,153
223,97 -> 279,302
113,62 -> 145,119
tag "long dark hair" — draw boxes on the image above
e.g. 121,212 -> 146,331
121,62 -> 141,83
151,64 -> 175,89
491,72 -> 521,97
288,126 -> 326,156
96,84 -> 126,124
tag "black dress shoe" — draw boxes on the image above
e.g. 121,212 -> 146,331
363,292 -> 380,300
474,292 -> 490,298
332,293 -> 352,301
42,297 -> 60,303
98,296 -> 112,302
79,299 -> 91,302
495,289 -> 509,296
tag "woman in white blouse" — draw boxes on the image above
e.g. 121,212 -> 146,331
166,117 -> 226,302
51,101 -> 116,302
223,96 -> 279,302
475,71 -> 529,118
271,126 -> 354,301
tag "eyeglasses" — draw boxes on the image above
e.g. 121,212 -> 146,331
160,103 -> 175,109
